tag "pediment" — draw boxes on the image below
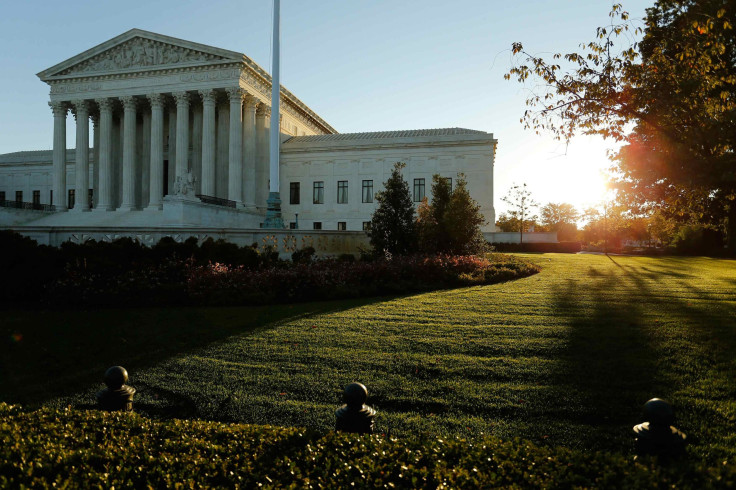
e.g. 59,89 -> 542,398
38,29 -> 244,80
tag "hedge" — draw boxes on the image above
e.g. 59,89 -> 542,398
0,231 -> 540,308
1,404 -> 732,488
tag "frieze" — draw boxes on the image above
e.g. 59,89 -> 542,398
180,69 -> 240,82
60,37 -> 226,75
50,82 -> 103,94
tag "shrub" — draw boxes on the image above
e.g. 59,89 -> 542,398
291,246 -> 316,264
1,404 -> 732,488
186,254 -> 540,306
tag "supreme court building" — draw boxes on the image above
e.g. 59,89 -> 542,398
0,29 -> 497,251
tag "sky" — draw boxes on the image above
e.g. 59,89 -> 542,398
0,0 -> 653,215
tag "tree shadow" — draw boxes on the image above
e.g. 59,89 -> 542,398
547,255 -> 736,453
549,271 -> 661,450
0,296 -> 395,408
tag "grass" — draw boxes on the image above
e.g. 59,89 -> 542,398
2,253 -> 735,464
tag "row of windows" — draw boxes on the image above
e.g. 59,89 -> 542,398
289,221 -> 373,231
287,178 -> 451,205
0,189 -> 93,207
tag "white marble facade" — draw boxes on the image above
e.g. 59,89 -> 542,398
0,29 -> 497,238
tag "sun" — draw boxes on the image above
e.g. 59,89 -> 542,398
501,136 -> 613,213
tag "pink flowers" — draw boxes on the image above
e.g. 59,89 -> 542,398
186,254 -> 539,306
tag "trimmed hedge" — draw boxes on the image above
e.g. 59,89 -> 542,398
1,404 -> 732,488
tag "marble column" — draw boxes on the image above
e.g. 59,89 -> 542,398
199,89 -> 216,196
141,109 -> 151,208
92,114 -> 100,208
216,102 -> 229,198
95,98 -> 114,210
173,91 -> 190,183
147,94 -> 165,209
226,87 -> 244,204
243,95 -> 258,208
192,102 -> 203,194
72,100 -> 90,211
255,104 -> 271,208
50,101 -> 68,210
166,101 -> 176,195
119,96 -> 137,210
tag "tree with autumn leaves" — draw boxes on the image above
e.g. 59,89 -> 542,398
506,0 -> 736,253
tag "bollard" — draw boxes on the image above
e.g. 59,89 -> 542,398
96,366 -> 136,412
335,382 -> 376,434
633,398 -> 686,460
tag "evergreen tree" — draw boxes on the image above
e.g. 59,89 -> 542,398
418,173 -> 487,254
445,174 -> 487,254
369,163 -> 416,257
417,175 -> 452,253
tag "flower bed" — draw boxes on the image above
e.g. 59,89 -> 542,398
186,254 -> 539,306
45,253 -> 539,307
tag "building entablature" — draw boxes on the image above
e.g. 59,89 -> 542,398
282,128 -> 497,153
38,29 -> 335,136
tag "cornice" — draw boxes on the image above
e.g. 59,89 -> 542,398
281,137 -> 497,154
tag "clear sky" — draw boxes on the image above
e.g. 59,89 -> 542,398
0,0 -> 652,215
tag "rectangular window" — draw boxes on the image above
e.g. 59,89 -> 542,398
88,189 -> 94,208
32,190 -> 40,205
68,189 -> 75,209
337,222 -> 346,231
289,222 -> 297,230
313,221 -> 322,230
290,182 -> 300,205
362,180 -> 373,203
15,191 -> 22,203
337,181 -> 348,204
413,178 -> 425,202
362,221 -> 371,231
313,181 -> 324,204
49,190 -> 53,205
0,191 -> 5,202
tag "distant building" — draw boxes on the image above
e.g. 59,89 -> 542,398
0,29 -> 496,250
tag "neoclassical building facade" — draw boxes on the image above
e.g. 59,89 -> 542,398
0,29 -> 497,249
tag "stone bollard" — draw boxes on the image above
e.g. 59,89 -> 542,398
96,366 -> 136,412
633,398 -> 687,460
335,382 -> 376,434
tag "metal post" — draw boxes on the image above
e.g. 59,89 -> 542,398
264,0 -> 284,228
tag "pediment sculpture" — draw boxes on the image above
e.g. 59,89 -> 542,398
59,38 -> 226,75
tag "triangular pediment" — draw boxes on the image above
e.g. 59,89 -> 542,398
38,29 -> 244,80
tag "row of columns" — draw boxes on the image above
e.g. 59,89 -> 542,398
49,88 -> 271,212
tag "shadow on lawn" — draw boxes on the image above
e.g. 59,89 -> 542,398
548,255 -> 736,452
0,296 -> 391,408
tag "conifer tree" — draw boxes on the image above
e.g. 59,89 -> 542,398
369,163 -> 416,257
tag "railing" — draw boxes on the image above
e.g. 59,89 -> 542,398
195,194 -> 236,208
0,200 -> 56,212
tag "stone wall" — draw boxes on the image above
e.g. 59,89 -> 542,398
486,231 -> 558,244
9,226 -> 370,257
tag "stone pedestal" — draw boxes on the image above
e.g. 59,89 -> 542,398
263,192 -> 284,229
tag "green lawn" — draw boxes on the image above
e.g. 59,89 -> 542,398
2,253 -> 735,462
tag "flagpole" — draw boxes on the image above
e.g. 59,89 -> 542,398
264,0 -> 284,228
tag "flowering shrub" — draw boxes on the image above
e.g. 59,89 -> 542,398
186,254 -> 540,306
2,225 -> 540,308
